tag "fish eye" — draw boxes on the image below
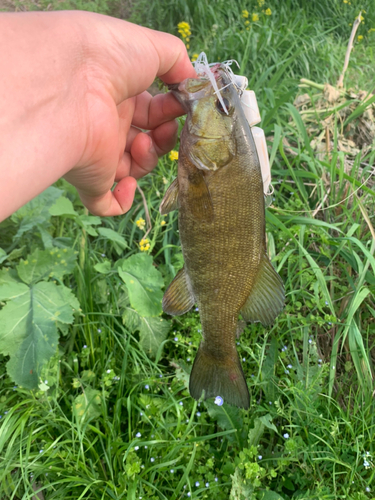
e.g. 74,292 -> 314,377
216,97 -> 230,114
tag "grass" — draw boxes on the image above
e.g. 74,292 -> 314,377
1,0 -> 375,499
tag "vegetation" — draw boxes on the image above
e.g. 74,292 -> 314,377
1,0 -> 375,498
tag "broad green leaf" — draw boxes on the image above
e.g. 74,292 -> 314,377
0,268 -> 21,285
76,215 -> 102,237
205,400 -> 243,445
248,418 -> 265,447
259,413 -> 278,433
72,387 -> 102,422
122,307 -> 141,331
6,246 -> 26,262
49,196 -> 78,216
259,491 -> 286,500
11,186 -> 62,239
0,282 -> 78,389
139,316 -> 170,358
16,248 -> 77,284
37,224 -> 54,249
119,253 -> 164,317
0,282 -> 29,301
98,227 -> 128,254
94,261 -> 112,274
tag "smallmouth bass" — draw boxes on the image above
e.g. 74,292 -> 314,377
160,65 -> 284,409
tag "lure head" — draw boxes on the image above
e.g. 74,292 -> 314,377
169,65 -> 244,171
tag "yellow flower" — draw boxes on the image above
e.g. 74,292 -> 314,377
161,220 -> 166,226
245,20 -> 250,25
191,53 -> 199,62
139,238 -> 150,252
252,13 -> 259,21
358,35 -> 363,41
136,217 -> 146,230
186,44 -> 190,49
169,150 -> 179,161
343,0 -> 348,3
265,7 -> 272,15
242,9 -> 249,18
369,28 -> 375,33
360,14 -> 364,22
258,0 -> 265,6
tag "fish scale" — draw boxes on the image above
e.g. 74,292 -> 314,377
160,67 -> 284,408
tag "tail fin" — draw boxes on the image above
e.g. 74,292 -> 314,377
189,344 -> 250,409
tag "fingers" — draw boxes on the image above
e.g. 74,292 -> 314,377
142,27 -> 197,84
132,91 -> 185,130
78,176 -> 137,217
117,119 -> 178,180
94,16 -> 197,102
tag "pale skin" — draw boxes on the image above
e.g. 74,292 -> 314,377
0,11 -> 197,223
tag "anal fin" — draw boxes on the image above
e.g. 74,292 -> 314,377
162,267 -> 195,316
160,178 -> 179,215
241,253 -> 284,326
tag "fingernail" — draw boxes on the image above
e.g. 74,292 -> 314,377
149,137 -> 156,155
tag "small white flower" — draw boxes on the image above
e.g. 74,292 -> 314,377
106,369 -> 111,374
214,396 -> 224,406
150,457 -> 155,462
196,412 -> 201,417
134,446 -> 139,450
283,433 -> 290,439
205,482 -> 209,487
174,337 -> 178,341
145,384 -> 149,390
258,455 -> 262,460
195,481 -> 200,487
136,432 -> 141,438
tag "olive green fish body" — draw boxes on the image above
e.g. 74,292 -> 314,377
161,68 -> 284,408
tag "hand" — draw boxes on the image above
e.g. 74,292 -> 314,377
0,11 -> 196,221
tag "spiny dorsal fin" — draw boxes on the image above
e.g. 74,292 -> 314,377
241,253 -> 284,326
159,178 -> 179,215
162,267 -> 195,316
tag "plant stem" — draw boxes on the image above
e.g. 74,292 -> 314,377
336,11 -> 362,88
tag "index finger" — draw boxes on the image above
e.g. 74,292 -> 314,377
91,16 -> 197,102
130,91 -> 186,130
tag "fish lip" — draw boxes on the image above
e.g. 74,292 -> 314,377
167,82 -> 189,110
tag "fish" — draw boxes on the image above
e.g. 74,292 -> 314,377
159,65 -> 284,409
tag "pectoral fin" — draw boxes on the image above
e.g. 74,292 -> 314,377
159,178 -> 179,215
241,253 -> 285,326
162,267 -> 195,316
187,169 -> 214,222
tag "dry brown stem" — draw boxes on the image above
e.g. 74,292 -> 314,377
336,11 -> 362,88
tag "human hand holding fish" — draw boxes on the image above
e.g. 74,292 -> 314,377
0,11 -> 196,222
